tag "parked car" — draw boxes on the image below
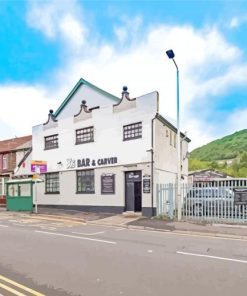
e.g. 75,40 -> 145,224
183,187 -> 237,217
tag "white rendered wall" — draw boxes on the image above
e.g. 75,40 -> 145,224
32,91 -> 158,172
36,163 -> 152,208
14,140 -> 33,176
56,84 -> 119,120
153,118 -> 189,185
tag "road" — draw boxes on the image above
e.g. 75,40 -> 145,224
0,214 -> 247,295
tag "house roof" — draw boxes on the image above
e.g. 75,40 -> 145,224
54,78 -> 120,117
0,135 -> 32,153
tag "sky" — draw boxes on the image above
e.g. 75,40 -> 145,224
0,0 -> 247,150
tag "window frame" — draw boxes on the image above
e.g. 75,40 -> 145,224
123,122 -> 142,141
2,154 -> 8,170
45,172 -> 60,194
76,169 -> 95,194
44,134 -> 59,150
75,126 -> 94,145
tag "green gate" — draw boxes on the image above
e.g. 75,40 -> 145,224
6,179 -> 34,212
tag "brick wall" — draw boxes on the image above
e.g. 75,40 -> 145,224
8,152 -> 16,171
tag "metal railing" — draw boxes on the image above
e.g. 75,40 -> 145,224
156,184 -> 175,219
156,179 -> 247,223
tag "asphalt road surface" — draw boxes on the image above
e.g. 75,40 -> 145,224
0,215 -> 247,296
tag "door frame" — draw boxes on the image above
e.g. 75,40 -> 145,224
124,170 -> 142,212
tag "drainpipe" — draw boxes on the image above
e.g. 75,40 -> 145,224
151,117 -> 155,216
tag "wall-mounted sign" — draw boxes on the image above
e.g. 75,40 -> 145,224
143,178 -> 151,193
101,174 -> 115,194
126,171 -> 142,182
31,160 -> 47,173
66,157 -> 118,169
234,188 -> 247,205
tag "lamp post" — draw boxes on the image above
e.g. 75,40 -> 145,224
166,49 -> 182,221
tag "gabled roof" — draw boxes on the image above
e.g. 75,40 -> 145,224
0,135 -> 32,153
54,78 -> 120,117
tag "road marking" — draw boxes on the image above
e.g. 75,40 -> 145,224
115,228 -> 125,231
0,224 -> 8,228
129,228 -> 247,242
0,275 -> 45,296
72,231 -> 105,236
176,251 -> 247,264
35,230 -> 116,244
0,283 -> 26,296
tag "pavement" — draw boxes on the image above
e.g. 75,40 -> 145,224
1,206 -> 247,239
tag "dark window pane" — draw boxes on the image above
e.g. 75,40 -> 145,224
45,173 -> 59,193
123,122 -> 142,141
76,126 -> 94,144
44,134 -> 59,150
77,169 -> 95,193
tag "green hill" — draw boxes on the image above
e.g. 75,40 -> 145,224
189,129 -> 247,177
190,129 -> 247,161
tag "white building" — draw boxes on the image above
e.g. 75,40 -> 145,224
32,78 -> 190,217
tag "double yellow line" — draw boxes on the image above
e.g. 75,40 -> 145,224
0,275 -> 45,296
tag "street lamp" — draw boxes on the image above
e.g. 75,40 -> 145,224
166,49 -> 182,221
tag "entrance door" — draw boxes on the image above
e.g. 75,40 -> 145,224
125,171 -> 142,212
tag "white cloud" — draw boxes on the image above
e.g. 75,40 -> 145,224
229,17 -> 240,28
1,1 -> 247,151
26,0 -> 87,51
0,84 -> 58,138
114,16 -> 143,44
228,15 -> 247,29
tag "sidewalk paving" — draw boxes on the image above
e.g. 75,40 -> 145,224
2,207 -> 247,239
128,217 -> 247,238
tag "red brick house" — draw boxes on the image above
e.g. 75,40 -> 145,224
0,135 -> 32,206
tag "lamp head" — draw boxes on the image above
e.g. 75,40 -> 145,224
166,49 -> 175,59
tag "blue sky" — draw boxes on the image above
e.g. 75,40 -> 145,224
0,0 -> 247,149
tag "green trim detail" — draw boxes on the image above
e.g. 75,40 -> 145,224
155,113 -> 191,143
54,78 -> 120,117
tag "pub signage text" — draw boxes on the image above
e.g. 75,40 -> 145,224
66,157 -> 118,169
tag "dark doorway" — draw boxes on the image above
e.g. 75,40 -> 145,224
125,171 -> 142,212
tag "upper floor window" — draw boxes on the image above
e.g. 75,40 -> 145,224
45,172 -> 60,194
170,130 -> 173,146
76,126 -> 94,145
44,134 -> 58,150
123,122 -> 142,141
2,154 -> 8,170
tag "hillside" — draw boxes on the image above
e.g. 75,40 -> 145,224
190,129 -> 247,161
189,129 -> 247,177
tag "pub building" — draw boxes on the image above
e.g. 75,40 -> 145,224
32,78 -> 190,217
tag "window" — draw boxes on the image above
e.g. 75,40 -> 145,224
170,130 -> 172,146
77,170 -> 95,193
45,173 -> 60,193
174,133 -> 177,148
45,134 -> 58,150
76,127 -> 94,144
123,122 -> 142,141
3,154 -> 8,170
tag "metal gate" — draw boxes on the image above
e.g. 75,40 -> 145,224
156,184 -> 175,219
157,179 -> 247,223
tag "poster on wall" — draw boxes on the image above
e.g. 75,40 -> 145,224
101,174 -> 115,194
234,188 -> 247,205
143,178 -> 151,193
